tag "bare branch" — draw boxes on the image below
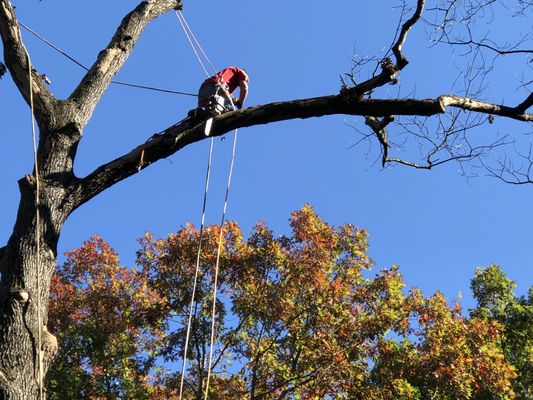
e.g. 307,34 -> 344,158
392,0 -> 426,69
515,92 -> 533,113
67,92 -> 532,210
428,1 -> 533,57
480,143 -> 533,184
386,142 -> 499,169
429,0 -> 498,33
343,0 -> 425,98
433,20 -> 533,68
69,0 -> 182,124
365,115 -> 395,166
383,104 -> 511,172
0,0 -> 56,117
444,37 -> 533,56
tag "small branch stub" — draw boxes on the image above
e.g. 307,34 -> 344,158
365,115 -> 395,167
11,288 -> 29,303
381,58 -> 398,84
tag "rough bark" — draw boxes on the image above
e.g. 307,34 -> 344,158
0,1 -> 183,398
0,0 -> 531,398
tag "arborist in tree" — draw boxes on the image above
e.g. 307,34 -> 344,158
197,66 -> 249,112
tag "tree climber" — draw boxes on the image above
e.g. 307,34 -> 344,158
197,66 -> 249,112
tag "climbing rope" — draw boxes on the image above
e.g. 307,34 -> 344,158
175,10 -> 215,400
176,10 -> 217,74
175,11 -> 213,78
203,129 -> 238,400
175,10 -> 240,399
22,43 -> 44,400
178,137 -> 214,400
18,21 -> 197,97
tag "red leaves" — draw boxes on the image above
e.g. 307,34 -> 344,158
48,208 -> 518,399
48,237 -> 167,399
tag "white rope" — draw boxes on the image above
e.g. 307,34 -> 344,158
18,21 -> 197,97
22,45 -> 44,400
176,11 -> 210,78
178,136 -> 214,399
175,11 -> 215,399
177,11 -> 217,75
204,129 -> 239,400
175,11 -> 241,398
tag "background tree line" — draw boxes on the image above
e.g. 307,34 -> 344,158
47,206 -> 532,399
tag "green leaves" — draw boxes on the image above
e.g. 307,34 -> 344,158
49,209 -> 526,399
471,264 -> 517,319
471,265 -> 532,400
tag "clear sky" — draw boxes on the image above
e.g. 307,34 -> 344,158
2,1 -> 532,310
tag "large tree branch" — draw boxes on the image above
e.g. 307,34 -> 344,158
66,93 -> 532,210
0,0 -> 56,120
69,0 -> 182,124
515,92 -> 533,113
438,94 -> 532,118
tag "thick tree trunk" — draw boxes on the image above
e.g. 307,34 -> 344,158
0,187 -> 61,399
0,85 -> 89,399
0,1 -> 182,397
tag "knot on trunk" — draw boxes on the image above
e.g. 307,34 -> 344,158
11,289 -> 29,304
41,325 -> 58,372
41,325 -> 58,359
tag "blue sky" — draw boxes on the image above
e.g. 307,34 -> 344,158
1,0 -> 532,310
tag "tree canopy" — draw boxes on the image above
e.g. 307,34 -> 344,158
47,206 -> 529,399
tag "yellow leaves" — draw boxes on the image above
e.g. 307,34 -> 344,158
390,379 -> 420,400
401,294 -> 517,399
50,208 -> 521,399
291,204 -> 339,255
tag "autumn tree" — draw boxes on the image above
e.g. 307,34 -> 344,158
50,206 -> 519,399
136,222 -> 248,399
470,265 -> 532,400
47,237 -> 168,400
0,0 -> 532,397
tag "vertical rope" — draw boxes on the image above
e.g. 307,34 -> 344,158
177,11 -> 217,75
175,11 -> 241,398
203,129 -> 239,400
23,48 -> 44,400
176,11 -> 210,78
178,137 -> 214,399
176,11 -> 215,400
